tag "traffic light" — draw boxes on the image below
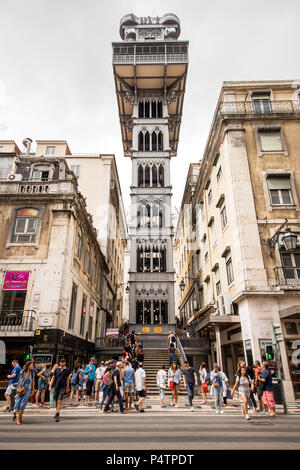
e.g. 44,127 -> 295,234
24,346 -> 33,361
265,345 -> 274,360
272,323 -> 283,344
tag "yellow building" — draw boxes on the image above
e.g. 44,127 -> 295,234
176,80 -> 300,401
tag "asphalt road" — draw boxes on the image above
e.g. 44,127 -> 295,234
1,412 -> 300,450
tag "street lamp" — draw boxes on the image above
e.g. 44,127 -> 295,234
179,279 -> 185,292
116,282 -> 130,294
267,218 -> 297,255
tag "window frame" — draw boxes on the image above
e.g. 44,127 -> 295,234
45,146 -> 56,156
254,125 -> 288,157
11,208 -> 39,244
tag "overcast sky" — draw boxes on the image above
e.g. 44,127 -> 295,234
1,0 -> 300,212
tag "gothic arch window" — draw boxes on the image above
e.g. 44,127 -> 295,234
136,301 -> 143,324
158,101 -> 163,118
145,204 -> 151,228
152,164 -> 158,187
144,300 -> 151,324
159,205 -> 164,228
158,131 -> 163,150
152,132 -> 157,151
144,165 -> 150,187
138,164 -> 144,187
138,131 -> 144,151
161,301 -> 168,324
152,204 -> 159,227
145,131 -> 150,151
137,204 -> 143,228
151,101 -> 157,118
138,101 -> 144,118
159,164 -> 164,187
145,101 -> 150,118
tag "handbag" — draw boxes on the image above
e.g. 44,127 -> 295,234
202,383 -> 208,393
169,381 -> 175,389
226,389 -> 233,399
16,386 -> 26,396
160,384 -> 166,390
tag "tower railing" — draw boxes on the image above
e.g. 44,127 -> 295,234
113,53 -> 188,65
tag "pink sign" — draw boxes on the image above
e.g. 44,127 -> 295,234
3,272 -> 29,290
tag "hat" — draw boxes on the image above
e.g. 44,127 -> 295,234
116,361 -> 122,366
59,358 -> 66,362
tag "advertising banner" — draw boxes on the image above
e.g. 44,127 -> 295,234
3,271 -> 29,290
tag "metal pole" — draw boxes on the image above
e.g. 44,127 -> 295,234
270,325 -> 288,414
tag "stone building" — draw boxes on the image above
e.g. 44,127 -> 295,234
0,139 -> 109,368
112,13 -> 188,341
176,80 -> 300,401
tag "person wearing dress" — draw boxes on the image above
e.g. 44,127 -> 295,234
199,362 -> 209,404
13,360 -> 35,425
231,366 -> 254,420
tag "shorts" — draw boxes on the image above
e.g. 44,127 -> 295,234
159,388 -> 165,400
79,382 -> 87,391
124,383 -> 133,393
86,380 -> 93,396
263,390 -> 275,408
54,389 -> 65,402
5,384 -> 17,395
138,390 -> 147,398
71,384 -> 79,391
38,380 -> 48,391
95,379 -> 102,394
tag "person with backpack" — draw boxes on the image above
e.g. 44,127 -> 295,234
84,358 -> 96,406
49,358 -> 70,422
69,365 -> 80,406
168,344 -> 177,365
35,363 -> 51,406
167,331 -> 177,350
103,362 -> 125,413
123,360 -> 135,410
258,361 -> 275,416
182,361 -> 198,411
199,362 -> 209,404
231,365 -> 254,420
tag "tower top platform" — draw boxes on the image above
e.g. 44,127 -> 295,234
119,13 -> 181,41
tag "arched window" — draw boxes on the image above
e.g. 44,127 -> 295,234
144,165 -> 150,187
158,131 -> 163,150
137,245 -> 144,272
145,204 -> 151,228
136,301 -> 143,324
137,204 -> 143,228
161,301 -> 168,324
11,208 -> 39,243
159,206 -> 164,228
138,101 -> 144,118
152,165 -> 158,187
145,101 -> 150,118
152,204 -> 159,227
151,101 -> 157,118
138,164 -> 144,187
138,131 -> 144,151
153,300 -> 160,324
152,132 -> 157,151
159,165 -> 164,187
145,131 -> 150,151
158,101 -> 163,118
144,300 -> 151,324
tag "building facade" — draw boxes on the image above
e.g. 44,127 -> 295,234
112,13 -> 188,337
176,80 -> 300,401
0,140 -> 109,370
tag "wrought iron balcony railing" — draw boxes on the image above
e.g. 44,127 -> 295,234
113,53 -> 188,65
274,267 -> 300,287
0,310 -> 36,332
218,100 -> 300,116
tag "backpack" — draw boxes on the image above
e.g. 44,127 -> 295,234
171,335 -> 176,343
70,371 -> 79,386
106,371 -> 114,387
205,371 -> 210,384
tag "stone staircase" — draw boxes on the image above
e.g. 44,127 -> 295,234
143,348 -> 187,396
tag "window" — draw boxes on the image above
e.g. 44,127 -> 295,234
75,226 -> 83,259
259,129 -> 283,152
45,146 -> 56,156
216,166 -> 222,182
280,252 -> 300,284
267,175 -> 293,205
208,189 -> 212,204
11,208 -> 39,243
226,257 -> 234,285
68,283 -> 78,329
220,205 -> 228,230
84,246 -> 90,274
80,294 -> 87,336
32,169 -> 49,181
214,267 -> 221,296
70,165 -> 80,178
252,92 -> 271,113
209,219 -> 216,246
0,157 -> 13,179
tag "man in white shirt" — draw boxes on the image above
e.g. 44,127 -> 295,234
156,365 -> 167,407
94,361 -> 106,405
134,362 -> 147,412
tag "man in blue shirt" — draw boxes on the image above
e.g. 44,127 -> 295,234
123,360 -> 135,410
5,360 -> 22,411
84,358 -> 96,405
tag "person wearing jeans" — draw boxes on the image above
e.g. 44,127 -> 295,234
210,363 -> 228,414
103,362 -> 124,413
182,361 -> 198,411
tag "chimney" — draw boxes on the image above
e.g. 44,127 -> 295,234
22,137 -> 33,156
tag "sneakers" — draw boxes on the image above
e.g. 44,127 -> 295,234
54,413 -> 59,422
139,409 -> 145,413
216,410 -> 220,414
245,414 -> 250,420
175,404 -> 179,408
220,410 -> 224,414
190,406 -> 194,412
170,402 -> 175,407
134,404 -> 139,412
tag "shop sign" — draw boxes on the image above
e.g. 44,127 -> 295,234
33,354 -> 53,364
3,271 -> 29,290
39,316 -> 53,327
142,327 -> 150,334
154,327 -> 162,333
106,328 -> 119,336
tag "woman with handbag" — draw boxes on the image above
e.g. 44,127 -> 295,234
199,362 -> 209,404
156,365 -> 167,407
13,360 -> 35,425
168,361 -> 181,407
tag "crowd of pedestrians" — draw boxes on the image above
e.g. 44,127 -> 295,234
4,330 -> 277,425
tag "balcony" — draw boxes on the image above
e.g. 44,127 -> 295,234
218,100 -> 300,117
0,179 -> 75,195
274,266 -> 300,288
113,53 -> 188,65
0,310 -> 36,333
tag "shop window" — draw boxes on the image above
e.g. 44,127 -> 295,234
11,208 -> 39,243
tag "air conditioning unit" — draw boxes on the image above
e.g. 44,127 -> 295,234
8,173 -> 23,182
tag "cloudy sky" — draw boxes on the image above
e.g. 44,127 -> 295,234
0,0 -> 299,212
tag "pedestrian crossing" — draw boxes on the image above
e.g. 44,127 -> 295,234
0,413 -> 300,449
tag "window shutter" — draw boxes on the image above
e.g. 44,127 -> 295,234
259,130 -> 283,151
267,175 -> 291,190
